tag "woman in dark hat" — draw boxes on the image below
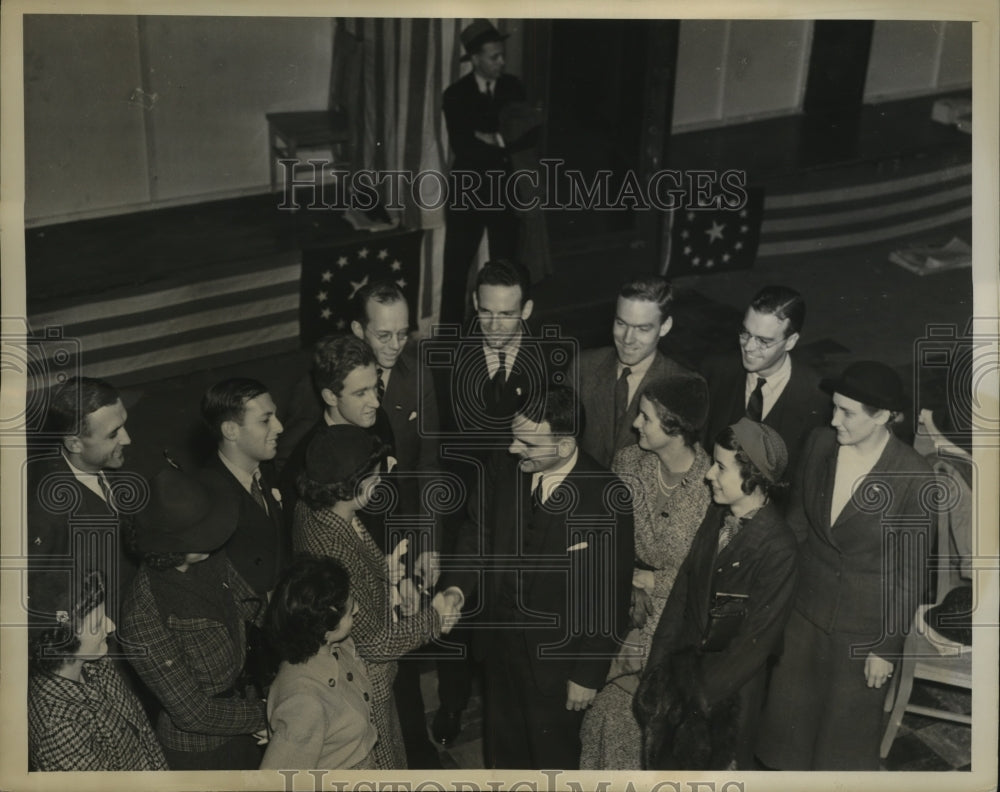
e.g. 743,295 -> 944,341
580,373 -> 714,769
756,361 -> 934,770
293,424 -> 446,769
634,418 -> 799,770
260,554 -> 377,770
27,569 -> 167,771
119,467 -> 268,770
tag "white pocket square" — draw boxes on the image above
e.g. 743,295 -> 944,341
567,542 -> 589,552
408,410 -> 417,421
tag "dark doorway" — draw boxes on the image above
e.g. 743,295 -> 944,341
539,19 -> 674,252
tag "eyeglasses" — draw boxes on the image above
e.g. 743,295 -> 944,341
738,329 -> 784,350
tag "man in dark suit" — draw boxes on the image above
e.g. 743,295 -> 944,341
435,385 -> 634,769
579,275 -> 690,468
440,19 -> 532,327
701,285 -> 829,474
27,376 -> 138,618
200,378 -> 288,598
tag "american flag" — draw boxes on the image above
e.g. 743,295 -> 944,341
665,188 -> 765,276
299,229 -> 424,347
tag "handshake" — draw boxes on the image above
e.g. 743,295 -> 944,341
387,546 -> 462,633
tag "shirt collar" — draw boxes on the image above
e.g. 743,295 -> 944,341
746,352 -> 792,393
217,449 -> 258,493
617,350 -> 655,383
474,73 -> 493,94
483,335 -> 522,370
533,448 -> 579,503
61,450 -> 107,501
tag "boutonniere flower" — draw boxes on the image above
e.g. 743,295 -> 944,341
408,410 -> 417,421
515,386 -> 523,396
271,488 -> 283,508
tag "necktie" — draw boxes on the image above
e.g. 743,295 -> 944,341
98,473 -> 117,514
251,470 -> 268,514
614,367 -> 632,433
376,367 -> 386,404
486,81 -> 494,100
531,475 -> 544,512
493,351 -> 507,402
746,376 -> 767,421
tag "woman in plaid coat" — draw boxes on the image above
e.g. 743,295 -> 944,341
28,570 -> 167,771
293,424 -> 447,769
120,467 -> 269,770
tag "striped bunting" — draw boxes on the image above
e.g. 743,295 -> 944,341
758,163 -> 971,258
27,256 -> 301,387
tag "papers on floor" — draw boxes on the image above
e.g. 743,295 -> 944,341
889,237 -> 972,276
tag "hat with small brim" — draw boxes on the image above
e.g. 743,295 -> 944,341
459,19 -> 508,60
305,424 -> 384,487
730,418 -> 788,483
821,360 -> 907,412
134,467 -> 238,554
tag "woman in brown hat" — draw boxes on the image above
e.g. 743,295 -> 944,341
28,570 -> 167,771
756,361 -> 934,769
293,424 -> 446,769
634,418 -> 799,770
119,467 -> 268,770
580,373 -> 714,769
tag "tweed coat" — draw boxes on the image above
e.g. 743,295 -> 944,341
293,504 -> 441,768
28,656 -> 167,771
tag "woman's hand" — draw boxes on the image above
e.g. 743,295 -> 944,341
864,653 -> 894,688
633,568 -> 655,593
397,577 -> 422,617
387,539 -> 408,585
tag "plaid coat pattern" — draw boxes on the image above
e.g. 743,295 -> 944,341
28,656 -> 168,771
293,504 -> 441,768
120,554 -> 266,754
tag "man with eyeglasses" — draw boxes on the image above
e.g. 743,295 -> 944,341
701,285 -> 829,476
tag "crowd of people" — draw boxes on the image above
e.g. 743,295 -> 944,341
25,253 -> 949,773
23,17 -> 959,777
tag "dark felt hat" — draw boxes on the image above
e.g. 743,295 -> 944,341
460,19 -> 508,60
304,424 -> 384,486
821,360 -> 907,412
133,467 -> 238,554
730,418 -> 788,483
642,372 -> 711,432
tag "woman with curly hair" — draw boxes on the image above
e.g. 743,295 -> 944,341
260,554 -> 377,769
28,570 -> 167,771
293,424 -> 449,769
580,372 -> 713,769
634,418 -> 798,770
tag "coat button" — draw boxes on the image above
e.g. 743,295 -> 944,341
333,651 -> 338,660
328,678 -> 336,687
347,672 -> 354,681
363,692 -> 370,701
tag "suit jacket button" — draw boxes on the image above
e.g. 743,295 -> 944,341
328,678 -> 336,687
347,672 -> 354,681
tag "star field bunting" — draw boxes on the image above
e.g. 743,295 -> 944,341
299,229 -> 423,347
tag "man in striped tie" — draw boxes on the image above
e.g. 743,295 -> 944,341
200,378 -> 288,599
700,285 -> 829,477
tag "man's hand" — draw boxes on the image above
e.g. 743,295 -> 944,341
414,550 -> 441,591
565,680 -> 596,711
474,130 -> 501,146
431,588 -> 463,634
632,568 -> 655,593
864,653 -> 894,689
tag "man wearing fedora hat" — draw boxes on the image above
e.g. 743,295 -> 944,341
201,377 -> 288,598
756,361 -> 935,770
440,19 -> 533,328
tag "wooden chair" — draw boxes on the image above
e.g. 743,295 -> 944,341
879,452 -> 973,759
266,22 -> 362,194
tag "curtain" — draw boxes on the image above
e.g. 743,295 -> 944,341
341,17 -> 480,333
